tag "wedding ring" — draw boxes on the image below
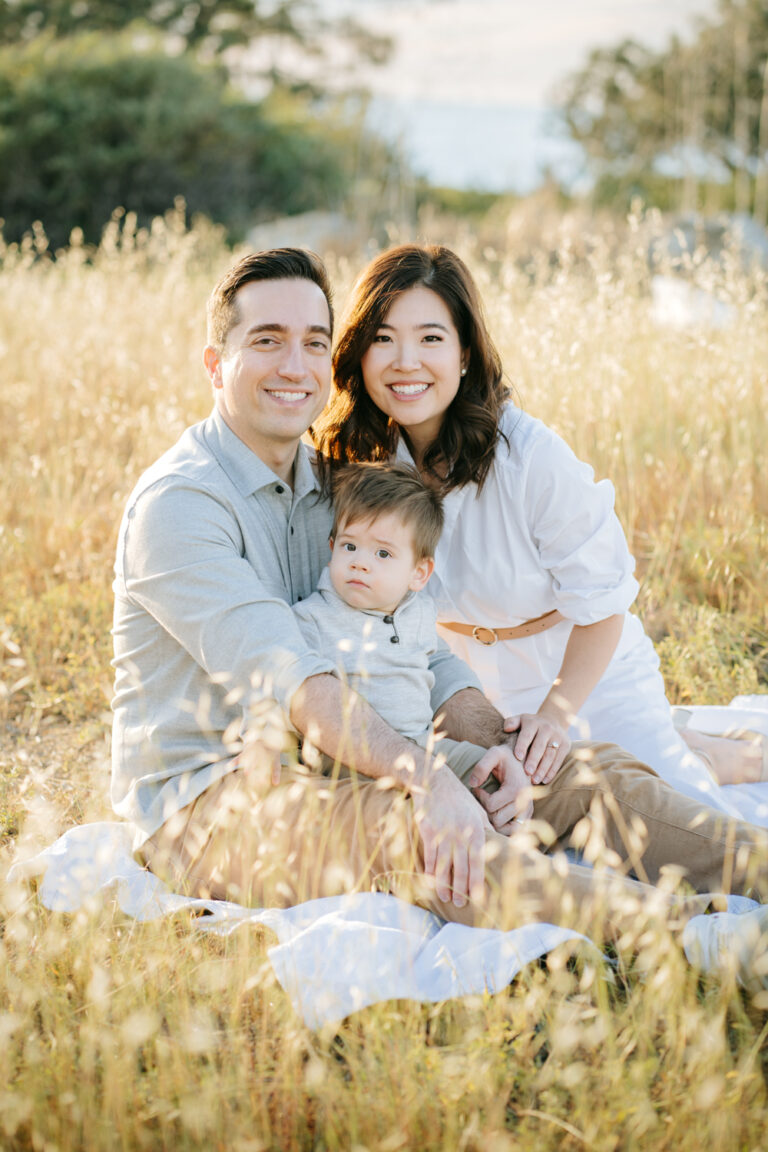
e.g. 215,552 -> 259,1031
549,741 -> 560,749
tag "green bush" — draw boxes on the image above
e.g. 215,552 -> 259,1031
0,32 -> 353,245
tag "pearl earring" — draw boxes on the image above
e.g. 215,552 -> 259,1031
460,367 -> 467,376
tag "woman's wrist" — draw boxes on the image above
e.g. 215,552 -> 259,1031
536,692 -> 574,730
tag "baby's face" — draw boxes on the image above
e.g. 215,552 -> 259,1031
329,512 -> 433,614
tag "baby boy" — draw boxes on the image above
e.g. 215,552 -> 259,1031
292,462 -> 532,820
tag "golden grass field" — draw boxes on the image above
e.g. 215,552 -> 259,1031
1,203 -> 768,1150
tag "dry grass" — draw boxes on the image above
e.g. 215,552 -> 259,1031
2,204 -> 768,1150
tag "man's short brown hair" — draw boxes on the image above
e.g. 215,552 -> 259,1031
330,463 -> 444,561
206,248 -> 334,351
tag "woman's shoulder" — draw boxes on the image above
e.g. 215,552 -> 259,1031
495,404 -> 560,468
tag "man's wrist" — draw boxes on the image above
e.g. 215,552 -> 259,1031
389,745 -> 459,796
436,687 -> 506,747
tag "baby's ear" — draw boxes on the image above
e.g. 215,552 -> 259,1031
328,537 -> 334,552
409,556 -> 434,593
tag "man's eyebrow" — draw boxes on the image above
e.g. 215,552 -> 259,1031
244,323 -> 331,337
377,321 -> 450,332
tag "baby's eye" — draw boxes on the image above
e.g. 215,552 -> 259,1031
342,542 -> 356,552
375,549 -> 391,559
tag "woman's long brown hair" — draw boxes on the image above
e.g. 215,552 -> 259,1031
312,244 -> 509,493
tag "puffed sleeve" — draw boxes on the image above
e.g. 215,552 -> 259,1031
521,424 -> 639,624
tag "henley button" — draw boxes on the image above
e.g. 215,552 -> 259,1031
383,614 -> 394,624
275,484 -> 285,494
390,635 -> 399,644
290,526 -> 294,535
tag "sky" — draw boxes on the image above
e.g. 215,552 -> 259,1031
329,0 -> 721,191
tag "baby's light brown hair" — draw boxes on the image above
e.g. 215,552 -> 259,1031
330,463 -> 444,561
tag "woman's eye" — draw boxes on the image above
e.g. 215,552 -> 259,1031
372,333 -> 391,343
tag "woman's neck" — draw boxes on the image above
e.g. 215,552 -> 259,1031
401,428 -> 447,487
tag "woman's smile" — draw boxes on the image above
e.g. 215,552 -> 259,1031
389,381 -> 431,397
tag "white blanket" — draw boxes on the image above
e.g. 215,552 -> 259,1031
8,695 -> 767,1029
7,821 -> 589,1029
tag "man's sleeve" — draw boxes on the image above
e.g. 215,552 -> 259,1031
120,480 -> 335,714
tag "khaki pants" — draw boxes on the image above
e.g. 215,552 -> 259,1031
137,742 -> 768,943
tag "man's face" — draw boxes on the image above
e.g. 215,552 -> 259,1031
204,278 -> 332,464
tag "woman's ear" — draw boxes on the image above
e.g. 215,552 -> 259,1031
409,556 -> 434,593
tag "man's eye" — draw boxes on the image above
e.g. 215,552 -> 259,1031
307,340 -> 329,351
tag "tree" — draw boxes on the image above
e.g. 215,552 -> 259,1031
0,0 -> 390,71
556,0 -> 768,218
0,32 -> 369,246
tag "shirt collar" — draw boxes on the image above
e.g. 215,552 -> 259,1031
203,407 -> 321,499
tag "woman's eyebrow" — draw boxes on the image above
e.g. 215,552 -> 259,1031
377,321 -> 450,332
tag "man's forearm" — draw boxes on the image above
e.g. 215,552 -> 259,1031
289,673 -> 436,791
434,687 -> 508,748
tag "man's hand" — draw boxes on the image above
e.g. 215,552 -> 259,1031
412,767 -> 491,909
467,743 -> 535,833
503,713 -> 570,784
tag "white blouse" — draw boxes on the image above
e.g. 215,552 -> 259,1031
400,405 -> 646,713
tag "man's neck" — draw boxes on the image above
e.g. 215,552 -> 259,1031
263,445 -> 297,486
217,410 -> 298,486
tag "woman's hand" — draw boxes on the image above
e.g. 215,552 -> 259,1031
502,713 -> 571,785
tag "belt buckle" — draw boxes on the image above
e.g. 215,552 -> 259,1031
472,625 -> 498,646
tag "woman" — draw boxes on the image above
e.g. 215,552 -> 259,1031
313,243 -> 767,820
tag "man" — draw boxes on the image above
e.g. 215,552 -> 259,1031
112,248 -> 768,985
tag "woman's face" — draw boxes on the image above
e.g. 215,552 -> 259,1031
360,284 -> 467,455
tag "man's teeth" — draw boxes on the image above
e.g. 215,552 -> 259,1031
270,390 -> 309,401
391,383 -> 429,395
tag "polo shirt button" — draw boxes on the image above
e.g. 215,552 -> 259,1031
275,485 -> 285,494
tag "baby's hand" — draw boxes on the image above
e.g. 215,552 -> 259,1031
467,744 -> 534,835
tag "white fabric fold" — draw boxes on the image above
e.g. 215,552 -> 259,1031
7,821 -> 589,1030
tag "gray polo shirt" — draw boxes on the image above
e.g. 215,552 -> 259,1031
111,408 -> 479,840
293,568 -> 438,742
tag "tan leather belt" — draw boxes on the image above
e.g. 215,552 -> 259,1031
439,609 -> 565,646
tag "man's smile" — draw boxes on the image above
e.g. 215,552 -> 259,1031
266,389 -> 311,403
